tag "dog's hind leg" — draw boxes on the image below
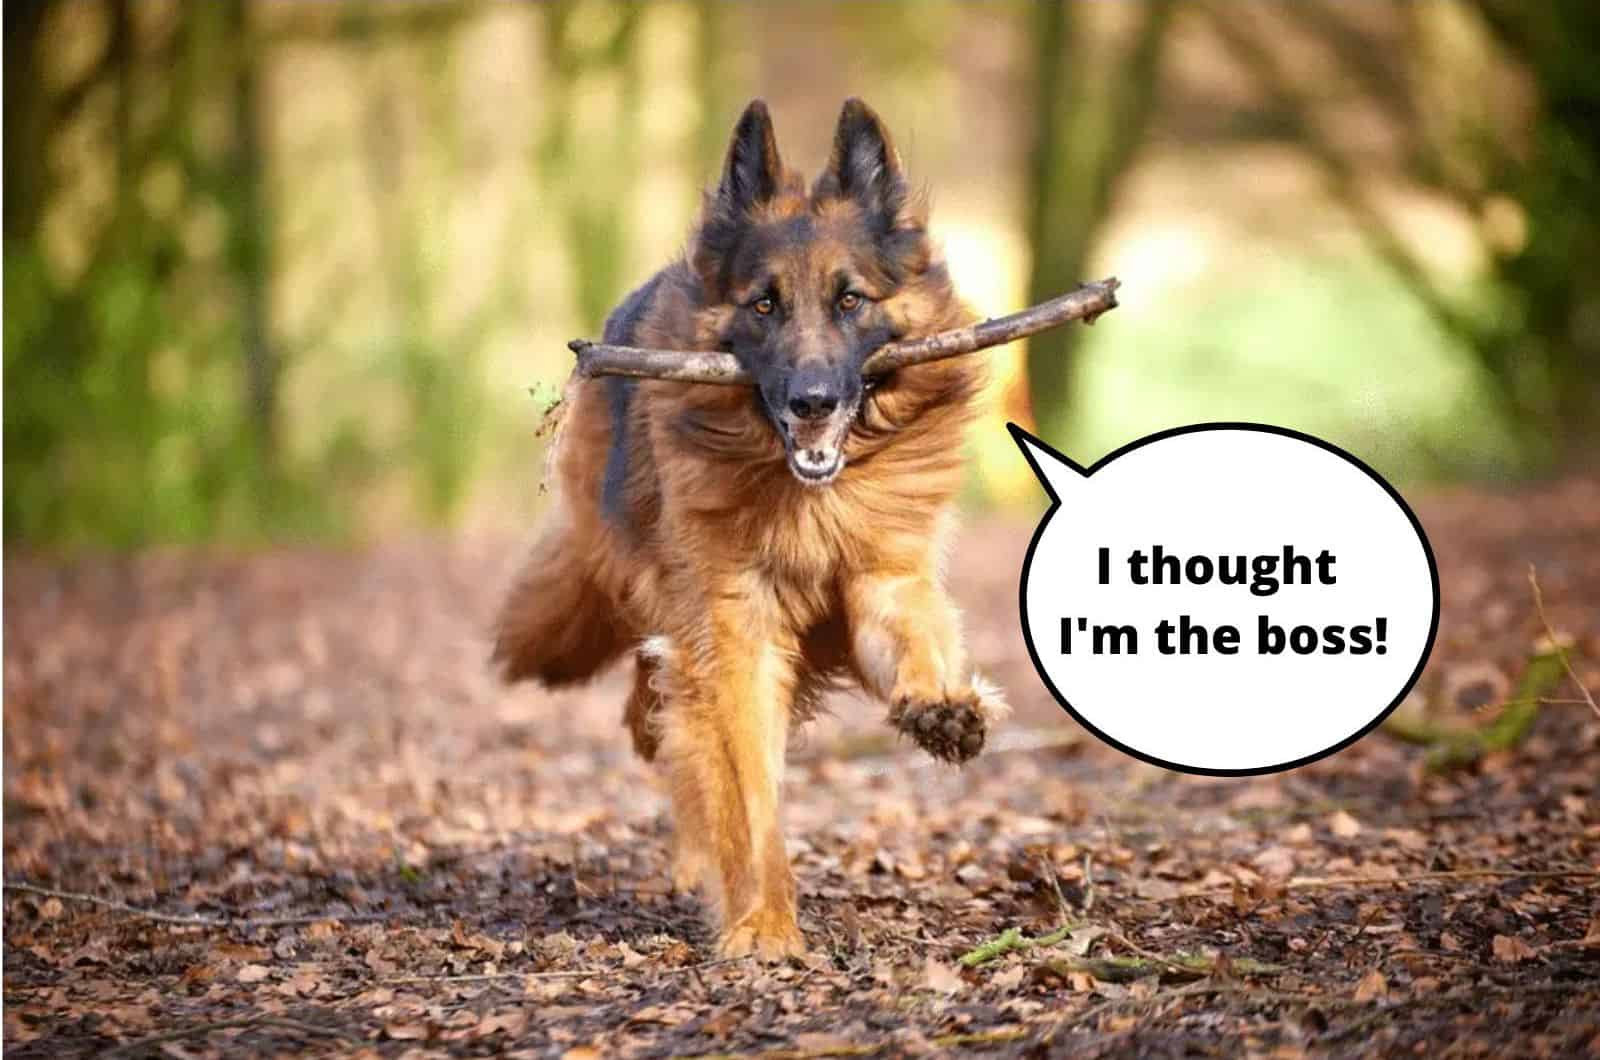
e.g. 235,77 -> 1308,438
493,513 -> 629,687
623,641 -> 669,761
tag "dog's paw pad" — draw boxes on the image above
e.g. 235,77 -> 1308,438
891,692 -> 988,764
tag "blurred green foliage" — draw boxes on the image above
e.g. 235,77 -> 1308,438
4,1 -> 1597,548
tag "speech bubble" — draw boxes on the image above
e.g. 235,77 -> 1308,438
1010,422 -> 1439,776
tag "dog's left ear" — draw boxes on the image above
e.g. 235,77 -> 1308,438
817,98 -> 912,226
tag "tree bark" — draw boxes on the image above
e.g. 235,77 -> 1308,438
1023,1 -> 1174,440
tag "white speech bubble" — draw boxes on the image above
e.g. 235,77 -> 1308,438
1010,422 -> 1439,776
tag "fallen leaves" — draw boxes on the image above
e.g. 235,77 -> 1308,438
5,487 -> 1599,1056
1328,810 -> 1364,839
923,957 -> 964,994
1353,969 -> 1389,1002
236,963 -> 272,984
1491,934 -> 1537,963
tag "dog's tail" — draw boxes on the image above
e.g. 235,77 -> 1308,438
492,515 -> 628,686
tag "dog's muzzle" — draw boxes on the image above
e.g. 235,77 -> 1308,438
777,401 -> 856,485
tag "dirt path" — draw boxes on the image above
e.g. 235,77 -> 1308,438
5,478 -> 1598,1057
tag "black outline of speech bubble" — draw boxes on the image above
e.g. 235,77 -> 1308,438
1008,421 -> 1441,777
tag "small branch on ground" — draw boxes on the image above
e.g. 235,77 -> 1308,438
568,278 -> 1121,384
959,924 -> 1080,967
384,955 -> 752,985
1381,632 -> 1572,769
103,1016 -> 360,1057
1107,930 -> 1240,979
1039,954 -> 1285,984
3,881 -> 394,929
1528,564 -> 1600,721
1184,867 -> 1599,899
1040,980 -> 1595,1049
957,921 -> 1283,981
1320,982 -> 1598,1043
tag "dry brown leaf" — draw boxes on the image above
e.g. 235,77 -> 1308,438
794,1032 -> 859,1052
1252,846 -> 1297,878
236,963 -> 271,984
475,1009 -> 528,1038
217,942 -> 270,961
923,956 -> 963,994
385,1021 -> 429,1041
1328,811 -> 1363,839
1492,934 -> 1536,963
1353,969 -> 1388,1002
993,964 -> 1025,991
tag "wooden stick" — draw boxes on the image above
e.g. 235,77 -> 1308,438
1528,563 -> 1599,721
569,277 -> 1121,384
1179,867 -> 1599,900
2,880 -> 394,928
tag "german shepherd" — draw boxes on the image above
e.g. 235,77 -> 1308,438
495,99 -> 1004,960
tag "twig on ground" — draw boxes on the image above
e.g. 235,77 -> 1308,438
1042,854 -> 1072,920
1040,979 -> 1596,1049
3,880 -> 393,929
1267,868 -> 1598,893
1321,982 -> 1597,1043
1182,866 -> 1600,902
1528,564 -> 1600,722
102,1016 -> 360,1057
1039,981 -> 1311,1045
1107,930 -> 1231,980
1383,573 -> 1591,768
1039,954 -> 1285,984
569,278 -> 1120,384
958,924 -> 1080,967
384,954 -> 752,985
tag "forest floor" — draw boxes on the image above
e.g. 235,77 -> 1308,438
4,476 -> 1599,1058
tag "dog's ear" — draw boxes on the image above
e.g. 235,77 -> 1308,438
817,98 -> 911,225
717,100 -> 784,214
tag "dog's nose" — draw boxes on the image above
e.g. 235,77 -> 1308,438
787,387 -> 839,420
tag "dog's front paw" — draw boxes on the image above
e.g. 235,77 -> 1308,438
718,908 -> 805,963
890,686 -> 996,764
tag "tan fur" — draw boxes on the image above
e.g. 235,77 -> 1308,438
494,100 -> 1004,960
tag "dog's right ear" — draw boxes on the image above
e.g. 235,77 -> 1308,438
717,100 -> 783,213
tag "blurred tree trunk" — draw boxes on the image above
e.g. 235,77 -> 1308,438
4,1 -> 52,250
1209,2 -> 1600,467
1023,1 -> 1175,441
538,1 -> 641,334
1470,0 -> 1600,459
226,0 -> 279,473
692,0 -> 732,187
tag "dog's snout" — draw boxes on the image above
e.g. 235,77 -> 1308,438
786,386 -> 840,421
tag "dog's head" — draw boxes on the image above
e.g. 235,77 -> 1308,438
692,99 -> 941,485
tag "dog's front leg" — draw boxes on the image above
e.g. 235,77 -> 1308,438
846,572 -> 1004,764
655,574 -> 803,961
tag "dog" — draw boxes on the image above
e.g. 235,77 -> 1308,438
495,98 -> 1004,960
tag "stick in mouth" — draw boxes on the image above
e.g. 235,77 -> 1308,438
568,277 -> 1121,385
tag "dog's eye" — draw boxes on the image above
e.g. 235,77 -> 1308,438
837,292 -> 862,313
752,297 -> 775,316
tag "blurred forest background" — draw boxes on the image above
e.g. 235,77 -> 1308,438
6,0 -> 1599,547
